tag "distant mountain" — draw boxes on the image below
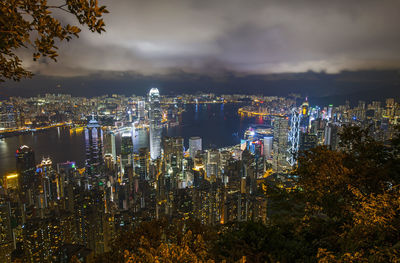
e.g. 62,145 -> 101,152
1,70 -> 399,106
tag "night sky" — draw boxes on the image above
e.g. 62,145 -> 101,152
2,0 -> 400,100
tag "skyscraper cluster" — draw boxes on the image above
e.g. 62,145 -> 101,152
0,89 -> 399,262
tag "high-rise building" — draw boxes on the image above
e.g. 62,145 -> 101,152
206,149 -> 220,179
299,133 -> 318,152
121,132 -> 134,174
36,157 -> 57,209
148,88 -> 162,160
287,108 -> 301,166
103,131 -> 116,162
0,103 -> 17,129
57,161 -> 76,195
172,137 -> 184,170
189,136 -> 202,159
84,115 -> 103,176
16,145 -> 36,192
138,100 -> 145,120
0,197 -> 13,263
272,116 -> 289,173
324,123 -> 340,150
263,136 -> 273,159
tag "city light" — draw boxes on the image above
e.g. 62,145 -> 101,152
6,173 -> 18,179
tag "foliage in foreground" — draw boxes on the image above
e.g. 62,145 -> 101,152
1,0 -> 108,81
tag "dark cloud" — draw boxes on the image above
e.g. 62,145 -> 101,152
14,0 -> 400,77
2,70 -> 400,104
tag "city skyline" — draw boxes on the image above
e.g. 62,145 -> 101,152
1,1 -> 400,262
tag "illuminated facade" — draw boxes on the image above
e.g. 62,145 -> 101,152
189,136 -> 202,159
263,136 -> 273,159
121,132 -> 133,174
272,116 -> 289,173
16,145 -> 36,192
287,108 -> 301,167
85,115 -> 103,176
149,88 -> 162,160
138,100 -> 145,120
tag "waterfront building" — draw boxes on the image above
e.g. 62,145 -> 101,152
148,88 -> 162,160
16,145 -> 36,205
84,115 -> 103,176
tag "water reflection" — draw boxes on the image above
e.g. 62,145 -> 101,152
0,103 -> 258,175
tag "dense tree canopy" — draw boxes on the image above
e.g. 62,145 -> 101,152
0,0 -> 108,81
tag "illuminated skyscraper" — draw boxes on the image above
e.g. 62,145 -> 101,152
0,197 -> 13,262
36,157 -> 57,209
324,122 -> 340,150
263,136 -> 273,159
148,88 -> 162,160
207,149 -> 220,179
138,100 -> 145,120
103,131 -> 116,162
189,136 -> 202,159
287,108 -> 301,167
272,116 -> 289,173
121,132 -> 134,173
85,115 -> 103,175
16,145 -> 36,192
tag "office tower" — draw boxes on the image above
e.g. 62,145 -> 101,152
324,123 -> 340,150
299,133 -> 318,152
189,136 -> 202,158
57,161 -> 76,200
103,131 -> 116,162
356,100 -> 366,121
263,136 -> 273,159
172,137 -> 184,169
163,136 -> 174,163
36,157 -> 59,211
16,145 -> 36,195
0,197 -> 13,263
310,118 -> 326,144
135,147 -> 149,180
272,116 -> 289,173
121,132 -> 134,174
84,115 -> 103,176
148,88 -> 162,160
206,149 -> 220,179
138,100 -> 145,120
132,124 -> 148,153
287,108 -> 301,166
327,104 -> 333,120
104,154 -> 114,172
0,103 -> 17,129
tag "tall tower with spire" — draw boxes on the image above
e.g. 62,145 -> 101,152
148,88 -> 162,160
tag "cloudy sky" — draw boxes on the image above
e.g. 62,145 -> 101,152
20,0 -> 400,77
3,0 -> 400,100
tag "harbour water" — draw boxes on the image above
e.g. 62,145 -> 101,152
0,103 -> 262,175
